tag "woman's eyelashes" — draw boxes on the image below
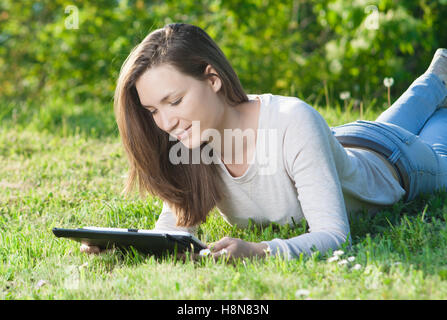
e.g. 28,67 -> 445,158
170,97 -> 182,106
148,98 -> 182,115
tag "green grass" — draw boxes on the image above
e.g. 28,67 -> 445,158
1,98 -> 447,299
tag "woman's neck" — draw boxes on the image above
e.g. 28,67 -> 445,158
210,97 -> 261,165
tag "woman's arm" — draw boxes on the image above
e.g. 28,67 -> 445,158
260,103 -> 351,260
153,201 -> 199,236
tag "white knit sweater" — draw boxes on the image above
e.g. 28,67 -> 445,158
154,94 -> 406,259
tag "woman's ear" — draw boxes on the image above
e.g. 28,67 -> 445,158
204,64 -> 222,93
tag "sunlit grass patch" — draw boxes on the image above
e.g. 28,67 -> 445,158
2,101 -> 447,299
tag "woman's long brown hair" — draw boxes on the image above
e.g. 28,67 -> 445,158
114,23 -> 249,227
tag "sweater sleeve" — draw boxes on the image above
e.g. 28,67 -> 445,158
153,201 -> 199,236
261,104 -> 351,260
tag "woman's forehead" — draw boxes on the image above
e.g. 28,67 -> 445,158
138,64 -> 185,86
136,64 -> 190,106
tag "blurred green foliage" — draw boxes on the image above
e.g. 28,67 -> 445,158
1,0 -> 446,110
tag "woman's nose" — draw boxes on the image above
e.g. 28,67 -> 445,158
156,109 -> 178,133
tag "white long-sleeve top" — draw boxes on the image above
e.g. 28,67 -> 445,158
154,94 -> 406,259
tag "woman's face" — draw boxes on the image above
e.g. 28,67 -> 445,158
135,63 -> 224,149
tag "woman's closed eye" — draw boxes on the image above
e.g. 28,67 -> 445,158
170,97 -> 182,106
148,98 -> 182,115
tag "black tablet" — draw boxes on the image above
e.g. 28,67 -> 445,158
52,227 -> 208,255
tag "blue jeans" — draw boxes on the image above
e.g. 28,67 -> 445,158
331,73 -> 447,202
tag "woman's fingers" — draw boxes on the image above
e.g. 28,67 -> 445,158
79,238 -> 235,261
209,237 -> 238,260
80,243 -> 104,254
209,236 -> 232,252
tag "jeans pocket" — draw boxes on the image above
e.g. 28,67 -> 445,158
355,120 -> 417,146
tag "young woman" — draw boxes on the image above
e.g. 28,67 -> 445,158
82,23 -> 447,261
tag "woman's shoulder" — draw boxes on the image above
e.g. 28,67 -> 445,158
257,93 -> 325,129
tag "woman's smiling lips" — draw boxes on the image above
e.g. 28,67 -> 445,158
176,125 -> 192,140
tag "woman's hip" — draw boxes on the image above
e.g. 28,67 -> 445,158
331,120 -> 447,201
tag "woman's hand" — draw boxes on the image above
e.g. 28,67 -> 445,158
79,242 -> 109,254
208,237 -> 269,261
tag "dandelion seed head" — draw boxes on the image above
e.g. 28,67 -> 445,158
339,91 -> 351,100
383,77 -> 394,87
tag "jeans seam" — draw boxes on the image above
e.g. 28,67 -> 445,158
410,170 -> 438,175
334,131 -> 398,156
334,122 -> 411,146
356,120 -> 415,145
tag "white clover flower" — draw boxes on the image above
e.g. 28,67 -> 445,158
328,256 -> 339,262
347,256 -> 355,262
36,280 -> 48,289
353,264 -> 362,270
295,289 -> 310,297
219,248 -> 228,255
333,250 -> 344,256
338,259 -> 348,266
263,246 -> 272,256
339,91 -> 351,100
383,77 -> 394,88
199,248 -> 211,256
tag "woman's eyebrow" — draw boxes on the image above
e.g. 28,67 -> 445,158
159,91 -> 178,103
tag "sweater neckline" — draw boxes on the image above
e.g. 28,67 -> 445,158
215,94 -> 265,183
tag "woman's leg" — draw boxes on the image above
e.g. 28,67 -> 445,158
402,108 -> 447,199
419,108 -> 447,158
374,73 -> 447,199
375,49 -> 447,135
375,73 -> 447,135
332,50 -> 447,200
